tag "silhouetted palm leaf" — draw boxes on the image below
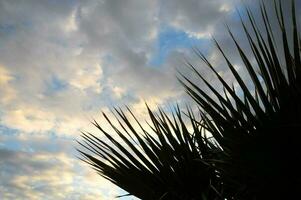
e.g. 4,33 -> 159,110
78,0 -> 301,199
78,106 -> 221,199
180,0 -> 301,199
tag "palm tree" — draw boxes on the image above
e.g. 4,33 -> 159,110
77,0 -> 301,199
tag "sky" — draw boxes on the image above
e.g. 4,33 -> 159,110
0,0 -> 300,199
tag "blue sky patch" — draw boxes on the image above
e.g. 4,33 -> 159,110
149,26 -> 208,66
0,24 -> 16,35
0,125 -> 21,151
47,76 -> 67,92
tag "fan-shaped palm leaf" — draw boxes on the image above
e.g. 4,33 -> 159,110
78,0 -> 301,199
78,106 -> 221,199
180,0 -> 301,199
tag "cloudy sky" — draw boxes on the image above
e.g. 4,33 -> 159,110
0,0 -> 299,199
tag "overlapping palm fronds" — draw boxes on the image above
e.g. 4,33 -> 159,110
78,0 -> 301,199
78,106 -> 221,200
180,0 -> 301,199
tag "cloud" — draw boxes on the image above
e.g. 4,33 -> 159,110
0,65 -> 16,104
159,0 -> 238,38
0,0 -> 185,137
0,65 -> 13,84
69,63 -> 103,93
0,135 -> 121,200
2,107 -> 56,133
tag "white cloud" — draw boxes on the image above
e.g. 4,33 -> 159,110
0,65 -> 17,104
63,7 -> 79,33
0,65 -> 13,84
159,0 -> 237,39
2,107 -> 56,133
111,86 -> 126,99
69,63 -> 103,94
0,138 -> 122,200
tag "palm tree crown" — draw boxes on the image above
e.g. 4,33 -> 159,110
78,1 -> 301,199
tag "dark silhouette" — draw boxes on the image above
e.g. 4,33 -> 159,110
77,1 -> 301,199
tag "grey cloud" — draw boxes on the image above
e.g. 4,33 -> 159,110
0,0 -> 246,116
0,148 -> 69,199
159,0 -> 239,37
0,135 -> 119,199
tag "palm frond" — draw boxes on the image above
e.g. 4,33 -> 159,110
78,105 -> 221,199
180,0 -> 301,198
78,0 -> 301,199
